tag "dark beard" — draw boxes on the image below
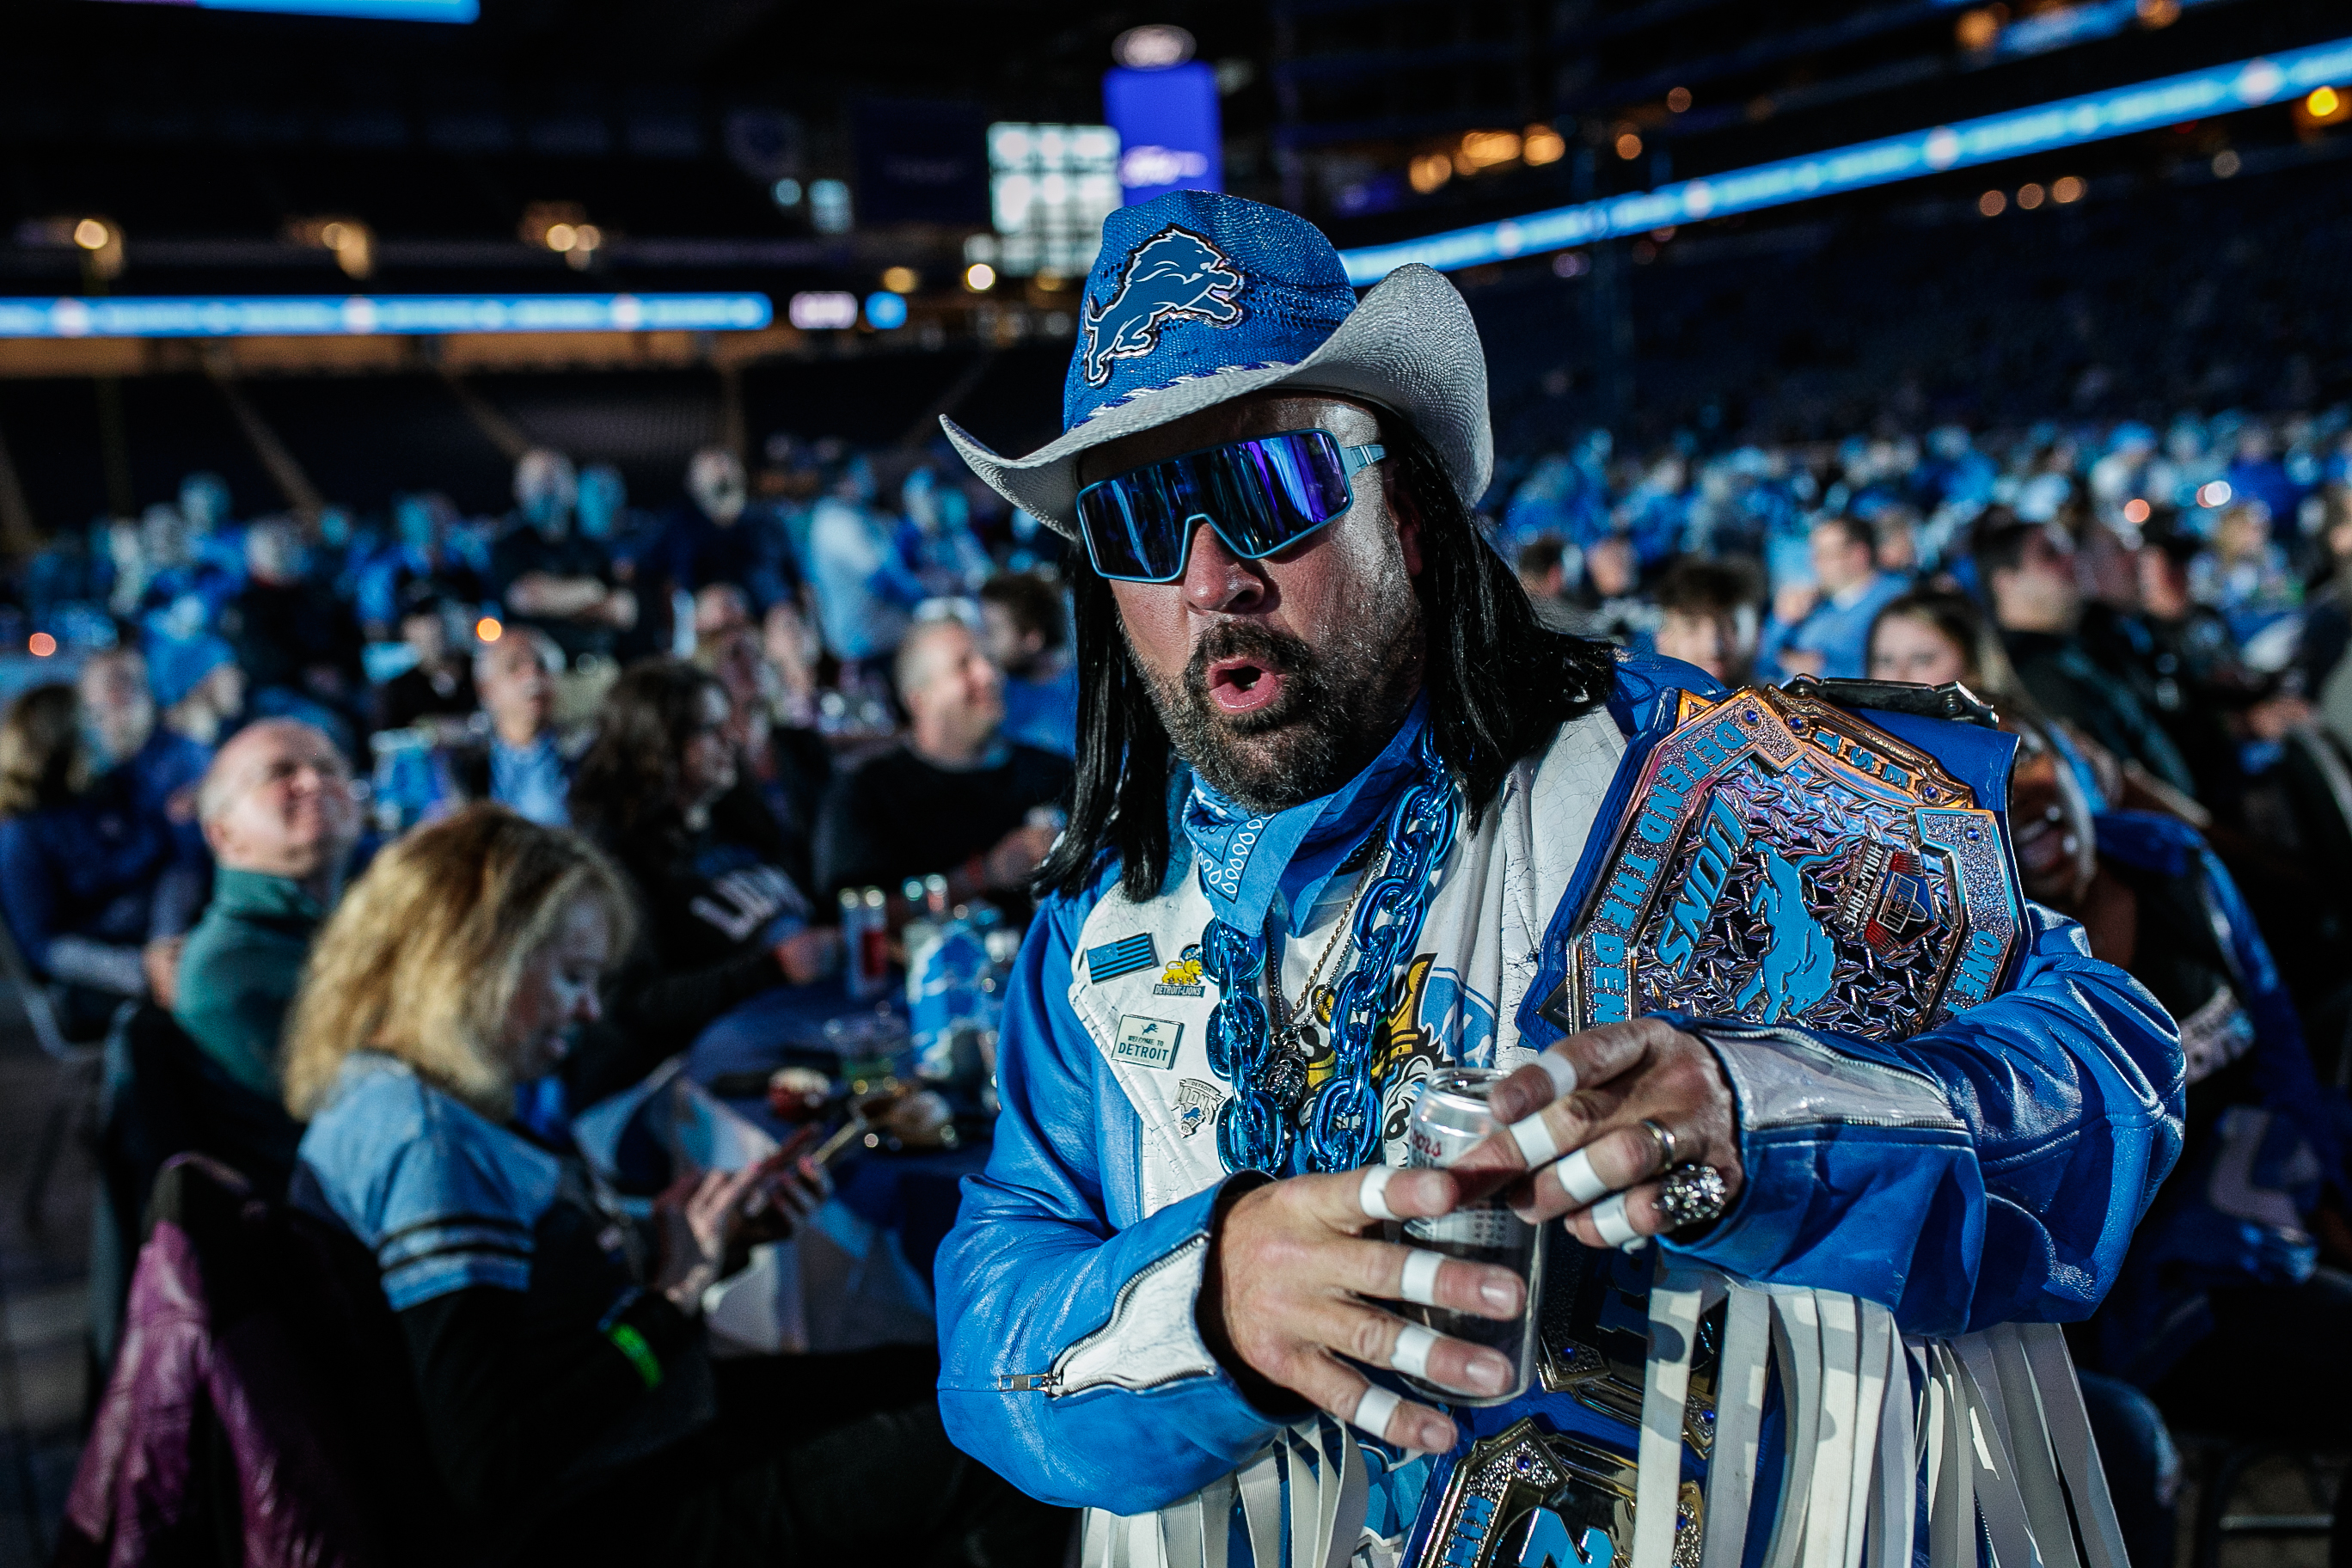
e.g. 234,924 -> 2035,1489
1132,573 -> 1424,814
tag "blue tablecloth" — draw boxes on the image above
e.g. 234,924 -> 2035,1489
684,981 -> 985,1289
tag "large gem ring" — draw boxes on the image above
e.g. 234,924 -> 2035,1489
1657,1163 -> 1729,1232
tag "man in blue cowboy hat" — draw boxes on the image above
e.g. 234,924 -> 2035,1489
934,191 -> 2181,1567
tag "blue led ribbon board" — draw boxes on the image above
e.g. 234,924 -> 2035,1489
1339,35 -> 2352,284
92,0 -> 478,21
0,293 -> 772,340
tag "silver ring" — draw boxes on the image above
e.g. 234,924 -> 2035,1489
1638,1118 -> 1678,1175
1657,1163 -> 1729,1232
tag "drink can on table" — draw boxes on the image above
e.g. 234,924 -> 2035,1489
842,886 -> 891,1001
1399,1066 -> 1544,1406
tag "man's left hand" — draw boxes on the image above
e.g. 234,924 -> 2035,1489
1453,1018 -> 1743,1247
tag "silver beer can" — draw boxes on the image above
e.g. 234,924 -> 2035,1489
1399,1066 -> 1544,1406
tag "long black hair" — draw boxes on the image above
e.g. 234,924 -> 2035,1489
571,658 -> 737,848
1038,415 -> 1618,902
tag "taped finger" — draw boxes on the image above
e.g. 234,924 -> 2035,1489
1359,1165 -> 1402,1223
1352,1384 -> 1403,1443
1591,1191 -> 1640,1248
1388,1322 -> 1441,1380
1398,1248 -> 1444,1308
1509,1110 -> 1563,1167
1537,1050 -> 1579,1098
1556,1147 -> 1614,1206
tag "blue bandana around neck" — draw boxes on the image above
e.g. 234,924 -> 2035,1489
1179,699 -> 1431,937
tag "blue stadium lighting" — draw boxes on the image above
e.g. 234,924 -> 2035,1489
0,292 -> 773,340
1338,35 -> 2352,284
863,291 -> 910,331
92,0 -> 478,21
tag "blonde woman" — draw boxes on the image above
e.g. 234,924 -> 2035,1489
285,805 -> 1062,1565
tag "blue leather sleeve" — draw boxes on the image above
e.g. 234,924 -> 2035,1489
934,879 -> 1288,1512
1669,903 -> 2186,1336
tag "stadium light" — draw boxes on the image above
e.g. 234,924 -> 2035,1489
0,293 -> 773,340
287,217 -> 375,280
787,291 -> 860,330
1112,25 -> 1195,70
1338,35 -> 2352,284
47,217 -> 129,281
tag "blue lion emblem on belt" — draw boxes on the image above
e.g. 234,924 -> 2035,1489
1081,225 -> 1245,387
1735,843 -> 1841,1023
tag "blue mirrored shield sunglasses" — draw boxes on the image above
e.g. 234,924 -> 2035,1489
1073,428 -> 1387,585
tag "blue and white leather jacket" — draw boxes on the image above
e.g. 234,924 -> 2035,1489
934,657 -> 2184,1566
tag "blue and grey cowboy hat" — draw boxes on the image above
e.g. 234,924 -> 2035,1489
941,190 -> 1491,538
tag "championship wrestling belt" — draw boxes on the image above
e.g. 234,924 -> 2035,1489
1546,676 -> 2023,1041
1410,678 -> 2035,1568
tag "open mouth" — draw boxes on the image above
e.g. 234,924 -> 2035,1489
1204,655 -> 1286,715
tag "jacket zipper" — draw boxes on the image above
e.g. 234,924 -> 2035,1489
996,1370 -> 1063,1393
997,1233 -> 1211,1397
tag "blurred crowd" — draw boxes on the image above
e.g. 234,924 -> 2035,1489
0,436 -> 1083,1034
8,407 -> 2352,1069
1502,404 -> 2352,1560
1504,409 -> 2352,848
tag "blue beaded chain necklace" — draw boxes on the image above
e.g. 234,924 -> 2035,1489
1200,725 -> 1461,1174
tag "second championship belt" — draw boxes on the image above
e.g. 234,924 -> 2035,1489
1549,677 -> 2025,1041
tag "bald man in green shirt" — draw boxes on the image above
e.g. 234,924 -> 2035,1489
172,719 -> 361,1173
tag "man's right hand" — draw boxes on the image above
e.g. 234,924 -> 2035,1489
1197,1167 -> 1527,1455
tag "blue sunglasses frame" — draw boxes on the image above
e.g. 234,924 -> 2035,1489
1073,428 -> 1387,585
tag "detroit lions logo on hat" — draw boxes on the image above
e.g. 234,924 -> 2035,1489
1080,225 -> 1245,387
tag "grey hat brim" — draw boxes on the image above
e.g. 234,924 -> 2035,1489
940,262 -> 1491,539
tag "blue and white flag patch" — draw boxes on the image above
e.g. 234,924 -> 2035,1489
1086,932 -> 1160,984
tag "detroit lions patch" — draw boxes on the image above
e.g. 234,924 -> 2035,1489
1112,1015 -> 1185,1070
1080,225 -> 1245,387
1153,943 -> 1207,997
1173,1079 -> 1223,1138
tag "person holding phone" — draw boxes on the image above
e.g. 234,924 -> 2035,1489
283,805 -> 1064,1566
